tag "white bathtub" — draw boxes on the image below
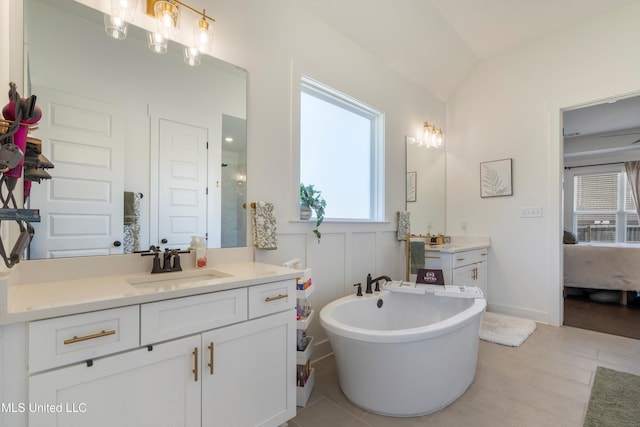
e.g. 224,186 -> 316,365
319,289 -> 486,417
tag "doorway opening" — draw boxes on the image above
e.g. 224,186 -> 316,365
561,94 -> 640,340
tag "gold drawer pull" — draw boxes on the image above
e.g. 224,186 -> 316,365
64,329 -> 116,345
265,294 -> 288,302
425,256 -> 441,259
208,342 -> 214,375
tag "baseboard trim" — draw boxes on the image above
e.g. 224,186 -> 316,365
487,302 -> 550,324
310,337 -> 332,363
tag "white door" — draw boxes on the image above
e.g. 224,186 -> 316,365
29,87 -> 124,258
157,119 -> 208,248
28,335 -> 201,427
201,310 -> 296,427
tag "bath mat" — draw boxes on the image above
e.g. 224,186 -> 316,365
479,312 -> 536,347
584,366 -> 640,427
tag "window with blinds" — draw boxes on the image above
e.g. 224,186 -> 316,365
574,172 -> 639,243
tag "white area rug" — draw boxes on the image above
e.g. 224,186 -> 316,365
479,312 -> 537,347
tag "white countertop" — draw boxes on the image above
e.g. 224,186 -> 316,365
424,243 -> 490,253
0,261 -> 300,325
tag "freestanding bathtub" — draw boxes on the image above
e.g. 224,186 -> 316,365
319,289 -> 486,417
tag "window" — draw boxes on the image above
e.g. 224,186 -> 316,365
300,76 -> 384,220
573,171 -> 639,243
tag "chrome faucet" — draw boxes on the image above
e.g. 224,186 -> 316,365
365,273 -> 392,293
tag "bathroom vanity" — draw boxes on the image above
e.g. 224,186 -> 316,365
0,256 -> 298,427
424,242 -> 489,297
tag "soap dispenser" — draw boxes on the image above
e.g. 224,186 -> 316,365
188,235 -> 198,251
196,236 -> 207,269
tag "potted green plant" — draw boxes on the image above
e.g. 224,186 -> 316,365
300,183 -> 326,241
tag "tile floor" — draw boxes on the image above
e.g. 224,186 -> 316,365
291,324 -> 640,427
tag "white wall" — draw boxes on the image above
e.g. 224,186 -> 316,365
446,2 -> 640,324
218,1 -> 446,356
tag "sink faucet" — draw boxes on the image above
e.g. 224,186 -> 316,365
141,247 -> 190,273
366,273 -> 392,293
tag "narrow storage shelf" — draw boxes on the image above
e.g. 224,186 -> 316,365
296,368 -> 315,407
296,309 -> 314,330
296,285 -> 313,299
296,336 -> 314,365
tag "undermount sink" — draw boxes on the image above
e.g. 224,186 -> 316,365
127,270 -> 233,288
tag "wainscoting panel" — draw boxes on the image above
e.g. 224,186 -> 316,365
255,227 -> 404,360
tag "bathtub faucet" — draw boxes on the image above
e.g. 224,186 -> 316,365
366,274 -> 392,293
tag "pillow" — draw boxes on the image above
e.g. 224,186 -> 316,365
563,229 -> 578,244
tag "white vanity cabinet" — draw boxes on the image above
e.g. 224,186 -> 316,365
201,309 -> 294,427
29,334 -> 202,427
22,279 -> 296,427
425,247 -> 488,296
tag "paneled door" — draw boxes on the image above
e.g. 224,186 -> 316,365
156,119 -> 208,248
29,87 -> 124,258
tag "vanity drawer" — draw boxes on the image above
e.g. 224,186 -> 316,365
140,288 -> 247,345
452,248 -> 488,268
424,251 -> 443,269
248,280 -> 295,319
29,305 -> 140,373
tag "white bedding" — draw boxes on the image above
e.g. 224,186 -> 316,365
564,243 -> 640,291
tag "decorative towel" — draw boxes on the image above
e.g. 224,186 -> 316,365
410,240 -> 425,274
251,201 -> 278,250
397,211 -> 410,240
124,191 -> 136,225
123,191 -> 142,253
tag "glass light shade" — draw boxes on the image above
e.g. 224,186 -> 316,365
104,14 -> 128,39
184,46 -> 201,66
154,0 -> 179,39
147,31 -> 168,54
111,0 -> 139,22
195,18 -> 212,53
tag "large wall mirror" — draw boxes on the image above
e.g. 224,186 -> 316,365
24,0 -> 247,259
405,136 -> 445,236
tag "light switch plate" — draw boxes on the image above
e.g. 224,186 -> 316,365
520,207 -> 543,218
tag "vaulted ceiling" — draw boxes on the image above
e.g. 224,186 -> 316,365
303,0 -> 638,101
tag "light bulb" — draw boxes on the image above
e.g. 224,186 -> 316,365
195,17 -> 212,53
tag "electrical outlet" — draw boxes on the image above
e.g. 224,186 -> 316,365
520,207 -> 543,218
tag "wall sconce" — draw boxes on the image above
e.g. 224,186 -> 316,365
104,0 -> 139,40
420,121 -> 445,148
145,0 -> 215,66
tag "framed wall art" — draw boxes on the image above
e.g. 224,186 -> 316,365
480,158 -> 512,197
406,171 -> 417,202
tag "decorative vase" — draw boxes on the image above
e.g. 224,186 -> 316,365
300,204 -> 312,220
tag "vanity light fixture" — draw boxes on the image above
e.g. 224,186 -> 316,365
145,0 -> 215,65
104,0 -> 139,40
422,121 -> 445,148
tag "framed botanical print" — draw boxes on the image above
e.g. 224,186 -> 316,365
480,158 -> 512,197
407,171 -> 417,202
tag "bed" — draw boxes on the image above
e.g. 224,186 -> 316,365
564,243 -> 640,303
